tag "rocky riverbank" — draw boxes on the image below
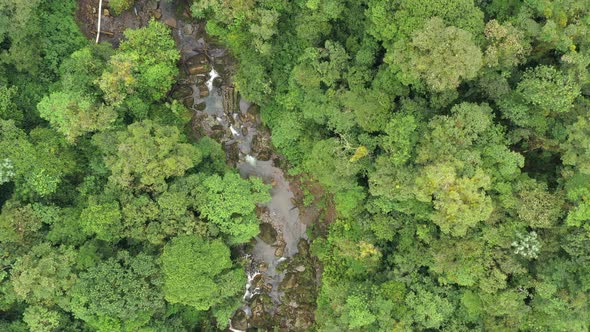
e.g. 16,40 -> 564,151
76,0 -> 321,330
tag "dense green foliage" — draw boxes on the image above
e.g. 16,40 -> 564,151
2,0 -> 590,330
0,3 -> 270,331
193,0 -> 590,330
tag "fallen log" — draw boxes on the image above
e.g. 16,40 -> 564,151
92,30 -> 114,36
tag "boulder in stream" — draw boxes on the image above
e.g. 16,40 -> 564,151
282,272 -> 298,290
198,86 -> 209,97
163,17 -> 177,28
251,132 -> 273,161
249,295 -> 272,328
181,24 -> 194,35
188,64 -> 210,75
186,54 -> 209,75
259,223 -> 277,245
151,9 -> 162,19
274,245 -> 284,257
231,309 -> 248,331
225,141 -> 240,166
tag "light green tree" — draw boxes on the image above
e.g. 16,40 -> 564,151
161,236 -> 244,311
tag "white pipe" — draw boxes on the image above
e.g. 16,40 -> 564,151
96,0 -> 103,43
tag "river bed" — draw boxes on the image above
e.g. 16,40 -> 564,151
159,1 -> 317,331
77,0 -> 318,329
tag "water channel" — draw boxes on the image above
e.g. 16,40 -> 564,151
157,2 -> 317,330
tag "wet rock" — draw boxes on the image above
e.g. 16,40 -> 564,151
195,74 -> 206,85
212,77 -> 223,88
295,265 -> 306,273
249,295 -> 271,328
187,63 -> 209,75
259,223 -> 277,245
263,282 -> 273,293
181,97 -> 193,109
146,0 -> 159,10
258,262 -> 268,273
274,245 -> 284,257
194,101 -> 206,111
163,17 -> 177,28
199,86 -> 209,97
209,47 -> 227,57
151,9 -> 162,19
226,142 -> 240,165
239,111 -> 256,123
252,273 -> 264,288
251,133 -> 273,161
294,312 -> 314,330
231,310 -> 248,331
192,115 -> 225,140
297,239 -> 310,257
242,126 -> 248,136
282,272 -> 298,290
171,85 -> 192,99
182,24 -> 194,35
186,53 -> 208,66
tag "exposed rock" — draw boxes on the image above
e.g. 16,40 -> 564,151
182,24 -> 194,35
195,74 -> 206,85
258,262 -> 268,273
163,17 -> 177,28
274,245 -> 284,257
151,9 -> 162,19
249,295 -> 271,328
231,310 -> 248,331
197,115 -> 225,140
239,111 -> 256,123
282,272 -> 298,290
199,86 -> 209,97
187,63 -> 209,75
103,9 -> 110,17
148,0 -> 159,10
251,133 -> 273,161
194,101 -> 206,111
293,311 -> 314,330
212,77 -> 223,89
295,265 -> 306,273
252,274 -> 264,288
297,239 -> 310,256
181,97 -> 193,109
209,47 -> 227,57
263,282 -> 273,293
171,86 -> 194,109
259,223 -> 277,245
186,53 -> 208,66
223,86 -> 238,115
225,142 -> 240,166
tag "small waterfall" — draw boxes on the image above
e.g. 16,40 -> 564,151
205,68 -> 219,91
243,269 -> 262,301
245,155 -> 257,167
230,125 -> 240,137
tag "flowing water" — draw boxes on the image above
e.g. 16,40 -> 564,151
159,2 -> 311,330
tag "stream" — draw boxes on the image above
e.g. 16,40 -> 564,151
157,1 -> 317,330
